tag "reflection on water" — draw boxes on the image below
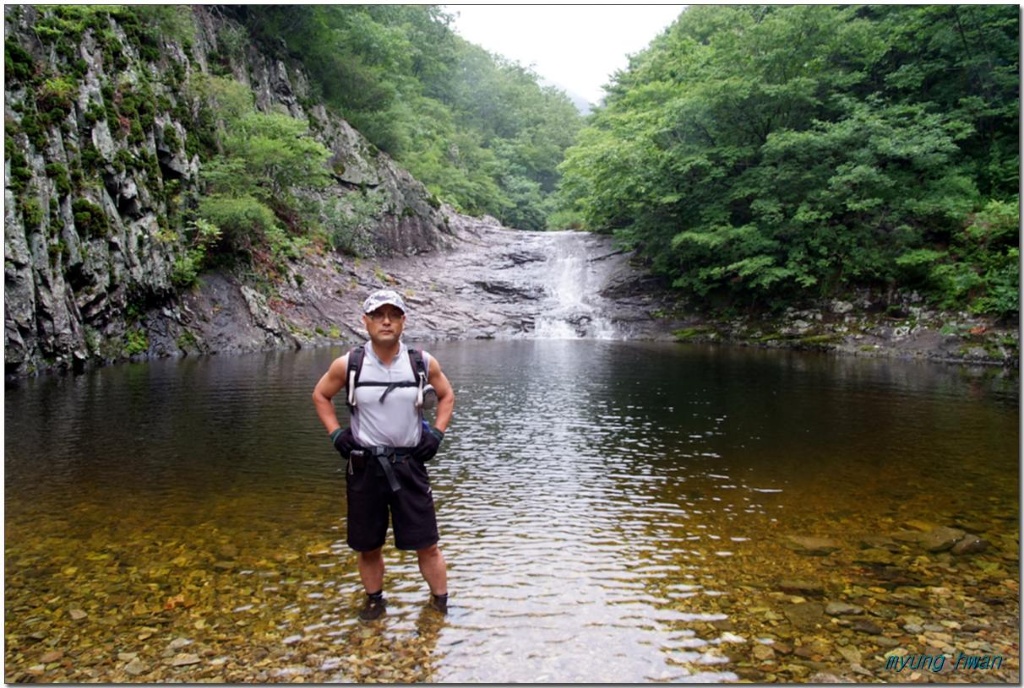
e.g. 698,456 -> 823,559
5,341 -> 1019,682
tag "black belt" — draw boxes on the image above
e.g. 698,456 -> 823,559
368,446 -> 412,492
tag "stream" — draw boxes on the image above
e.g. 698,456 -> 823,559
4,231 -> 1020,683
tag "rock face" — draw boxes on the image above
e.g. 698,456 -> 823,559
3,6 -> 452,377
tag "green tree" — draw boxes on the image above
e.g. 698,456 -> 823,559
236,6 -> 583,229
556,4 -> 1018,317
190,76 -> 331,262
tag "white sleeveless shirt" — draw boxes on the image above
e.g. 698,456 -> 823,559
347,342 -> 432,448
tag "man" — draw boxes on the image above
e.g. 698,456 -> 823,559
312,289 -> 455,621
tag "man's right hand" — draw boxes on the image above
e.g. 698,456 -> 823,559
331,427 -> 358,459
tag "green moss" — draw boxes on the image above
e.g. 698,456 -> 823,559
44,162 -> 71,195
20,112 -> 48,150
80,140 -> 103,169
115,148 -> 135,172
36,76 -> 77,117
72,198 -> 110,238
672,326 -> 717,341
124,328 -> 149,356
162,122 -> 182,151
48,239 -> 68,267
4,39 -> 35,83
83,101 -> 106,126
797,334 -> 842,347
8,145 -> 33,193
176,329 -> 198,351
22,198 -> 44,229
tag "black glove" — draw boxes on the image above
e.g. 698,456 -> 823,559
331,427 -> 358,459
412,424 -> 445,462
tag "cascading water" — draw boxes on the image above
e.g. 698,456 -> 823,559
528,231 -> 619,340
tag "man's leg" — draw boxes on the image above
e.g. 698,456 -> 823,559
358,547 -> 385,593
417,544 -> 447,595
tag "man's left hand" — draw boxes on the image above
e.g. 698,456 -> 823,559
413,425 -> 445,462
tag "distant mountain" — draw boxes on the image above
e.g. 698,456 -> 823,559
540,78 -> 596,115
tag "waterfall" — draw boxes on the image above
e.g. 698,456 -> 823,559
529,232 -> 619,340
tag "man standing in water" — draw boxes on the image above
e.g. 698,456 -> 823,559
312,289 -> 455,621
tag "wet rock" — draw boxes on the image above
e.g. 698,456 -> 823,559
849,619 -> 884,635
779,579 -> 826,597
39,650 -> 63,663
852,548 -> 898,566
836,645 -> 862,664
782,602 -> 825,631
168,653 -> 201,667
784,536 -> 841,556
809,670 -> 845,682
859,535 -> 901,551
124,658 -> 147,675
920,526 -> 967,552
824,602 -> 864,616
951,534 -> 989,555
794,638 -> 830,659
891,530 -> 927,544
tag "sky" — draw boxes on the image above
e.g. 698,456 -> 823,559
445,4 -> 687,107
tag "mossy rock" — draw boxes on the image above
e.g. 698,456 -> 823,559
673,326 -> 718,341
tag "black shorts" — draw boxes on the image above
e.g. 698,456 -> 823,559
346,454 -> 439,552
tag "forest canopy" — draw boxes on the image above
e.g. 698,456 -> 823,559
554,5 -> 1019,318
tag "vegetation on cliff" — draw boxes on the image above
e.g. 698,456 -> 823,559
225,5 -> 583,232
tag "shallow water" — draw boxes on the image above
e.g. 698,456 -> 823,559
4,341 -> 1019,682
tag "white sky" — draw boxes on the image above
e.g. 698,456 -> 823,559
445,4 -> 687,106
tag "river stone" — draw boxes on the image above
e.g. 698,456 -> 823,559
124,658 -> 147,675
825,602 -> 864,616
919,526 -> 966,552
850,619 -> 884,635
782,602 -> 825,631
852,548 -> 897,565
950,534 -> 989,555
809,672 -> 845,683
779,580 -> 825,597
786,536 -> 841,555
39,650 -> 63,663
891,530 -> 927,544
836,645 -> 862,664
859,535 -> 900,551
169,653 -> 201,666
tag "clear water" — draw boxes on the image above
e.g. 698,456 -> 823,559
4,341 -> 1019,682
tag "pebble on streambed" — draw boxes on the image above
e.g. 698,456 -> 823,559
4,515 -> 1018,683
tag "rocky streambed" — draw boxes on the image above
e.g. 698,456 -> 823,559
5,507 -> 1019,683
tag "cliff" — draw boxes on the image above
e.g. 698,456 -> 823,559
4,5 -> 453,377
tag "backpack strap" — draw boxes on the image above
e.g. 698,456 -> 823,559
345,346 -> 428,410
408,348 -> 427,385
345,347 -> 365,410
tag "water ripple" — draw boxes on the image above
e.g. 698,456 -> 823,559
4,340 -> 1017,683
